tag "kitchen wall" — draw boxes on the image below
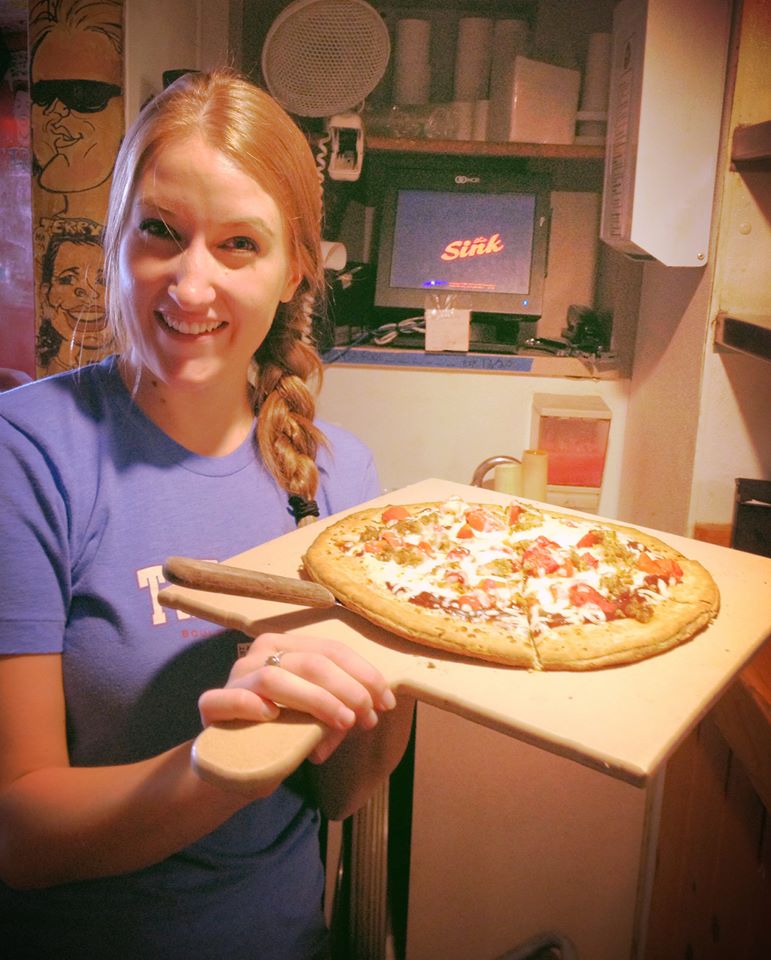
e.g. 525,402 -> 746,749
123,0 -> 233,124
690,0 -> 770,530
317,365 -> 630,517
616,0 -> 771,535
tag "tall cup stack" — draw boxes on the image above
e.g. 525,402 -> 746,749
486,20 -> 530,142
394,19 -> 431,106
577,32 -> 611,139
453,17 -> 494,101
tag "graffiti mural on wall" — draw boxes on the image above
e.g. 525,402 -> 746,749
29,0 -> 123,376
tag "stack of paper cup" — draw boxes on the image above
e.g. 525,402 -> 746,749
394,19 -> 431,106
453,17 -> 494,101
578,32 -> 611,139
494,462 -> 523,495
521,449 -> 549,501
448,17 -> 494,141
487,19 -> 530,141
472,99 -> 489,140
449,100 -> 475,140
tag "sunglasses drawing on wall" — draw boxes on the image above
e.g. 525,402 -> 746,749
31,79 -> 122,114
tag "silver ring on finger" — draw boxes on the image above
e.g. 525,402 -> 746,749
263,650 -> 286,669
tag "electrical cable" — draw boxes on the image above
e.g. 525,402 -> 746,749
322,315 -> 426,364
371,315 -> 425,345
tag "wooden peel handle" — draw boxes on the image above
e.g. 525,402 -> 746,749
163,556 -> 336,608
159,561 -> 334,791
192,712 -> 327,794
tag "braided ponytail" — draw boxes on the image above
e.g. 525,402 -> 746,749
254,293 -> 326,527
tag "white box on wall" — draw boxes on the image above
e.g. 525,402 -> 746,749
600,0 -> 732,266
488,56 -> 580,144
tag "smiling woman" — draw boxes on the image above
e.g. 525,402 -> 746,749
0,69 -> 412,960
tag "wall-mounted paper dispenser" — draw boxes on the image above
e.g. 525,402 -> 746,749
600,0 -> 732,266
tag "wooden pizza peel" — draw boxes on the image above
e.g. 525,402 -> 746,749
157,479 -> 771,796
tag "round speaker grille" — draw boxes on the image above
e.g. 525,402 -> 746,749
261,0 -> 390,117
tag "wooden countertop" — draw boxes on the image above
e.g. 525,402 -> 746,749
712,639 -> 771,810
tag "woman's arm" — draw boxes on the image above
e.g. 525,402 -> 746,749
200,633 -> 415,821
0,654 -> 251,890
305,695 -> 416,822
0,634 -> 398,890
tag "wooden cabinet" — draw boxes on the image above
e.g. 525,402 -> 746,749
713,119 -> 771,363
644,711 -> 771,959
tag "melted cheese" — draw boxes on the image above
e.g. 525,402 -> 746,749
343,498 -> 676,632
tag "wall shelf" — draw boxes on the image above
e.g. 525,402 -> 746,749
731,119 -> 771,170
714,120 -> 771,360
714,312 -> 771,363
366,136 -> 605,161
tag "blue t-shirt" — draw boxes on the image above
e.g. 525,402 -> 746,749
0,357 -> 380,960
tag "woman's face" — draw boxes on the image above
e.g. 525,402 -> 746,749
118,136 -> 300,392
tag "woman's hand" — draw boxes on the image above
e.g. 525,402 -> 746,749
197,634 -> 397,763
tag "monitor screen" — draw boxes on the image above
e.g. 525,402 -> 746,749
373,160 -> 550,320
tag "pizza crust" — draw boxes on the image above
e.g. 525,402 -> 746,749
302,501 -> 720,671
533,591 -> 718,670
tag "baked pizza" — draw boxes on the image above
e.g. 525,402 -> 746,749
302,497 -> 720,670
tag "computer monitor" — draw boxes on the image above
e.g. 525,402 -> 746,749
373,157 -> 551,340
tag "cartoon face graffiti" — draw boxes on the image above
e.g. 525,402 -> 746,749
30,1 -> 123,197
41,233 -> 110,356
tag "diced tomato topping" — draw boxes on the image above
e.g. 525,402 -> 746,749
381,531 -> 404,549
581,552 -> 599,568
536,535 -> 560,549
456,523 -> 474,539
555,560 -> 575,577
465,508 -> 505,533
364,540 -> 386,554
417,540 -> 434,556
507,504 -> 523,525
522,544 -> 560,575
577,530 -> 602,548
637,553 -> 683,581
477,578 -> 499,592
569,582 -> 618,616
447,545 -> 470,560
445,570 -> 466,585
458,590 -> 494,611
381,505 -> 409,523
457,594 -> 484,611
